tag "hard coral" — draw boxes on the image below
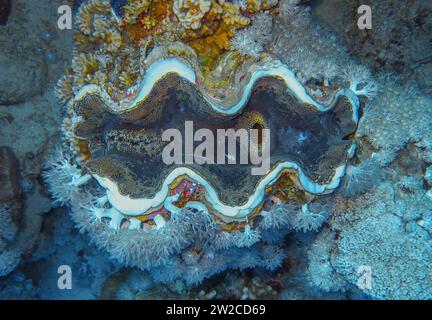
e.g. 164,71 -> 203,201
325,176 -> 432,299
123,0 -> 153,25
357,78 -> 432,166
173,0 -> 212,30
306,228 -> 347,292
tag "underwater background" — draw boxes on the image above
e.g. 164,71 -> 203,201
0,0 -> 431,300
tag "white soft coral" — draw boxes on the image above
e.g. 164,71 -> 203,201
231,29 -> 264,59
230,12 -> 273,59
290,204 -> 327,232
43,147 -> 92,206
344,64 -> 380,98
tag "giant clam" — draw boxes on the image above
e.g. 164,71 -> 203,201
71,57 -> 359,228
44,0 -> 365,281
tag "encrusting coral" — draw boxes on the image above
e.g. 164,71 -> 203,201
55,0 -> 280,107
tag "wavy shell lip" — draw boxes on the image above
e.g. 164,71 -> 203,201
93,164 -> 347,218
74,58 -> 360,122
72,58 -> 361,219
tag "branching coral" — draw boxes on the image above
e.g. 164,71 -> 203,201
323,175 -> 432,299
67,201 -> 285,285
233,225 -> 262,248
258,203 -> 296,230
333,211 -> 432,299
272,0 -> 380,98
230,28 -> 264,59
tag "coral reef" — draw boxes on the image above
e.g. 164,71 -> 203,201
356,78 -> 432,166
56,0 -> 280,107
230,12 -> 273,59
0,0 -> 430,300
339,158 -> 380,197
42,0 -> 379,289
330,178 -> 431,299
313,0 -> 432,93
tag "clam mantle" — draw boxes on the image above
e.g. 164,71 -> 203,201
70,57 -> 360,226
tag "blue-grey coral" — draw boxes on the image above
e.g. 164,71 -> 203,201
323,176 -> 432,299
356,78 -> 432,166
306,228 -> 347,292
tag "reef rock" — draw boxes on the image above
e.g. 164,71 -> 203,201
0,53 -> 47,105
0,146 -> 20,203
0,0 -> 11,25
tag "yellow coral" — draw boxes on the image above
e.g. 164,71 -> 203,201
72,53 -> 99,76
104,27 -> 123,52
55,74 -> 74,104
119,71 -> 136,87
246,0 -> 278,13
75,0 -> 111,35
123,0 -> 154,24
66,0 -> 279,100
173,0 -> 212,30
220,1 -> 250,26
71,53 -> 103,87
